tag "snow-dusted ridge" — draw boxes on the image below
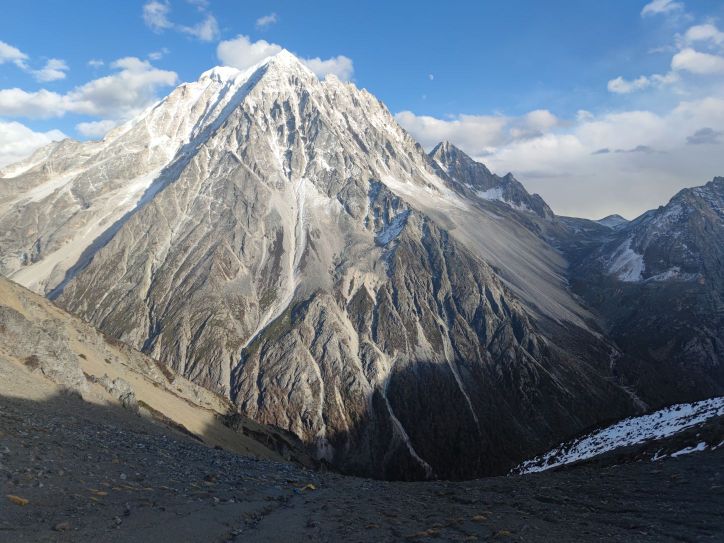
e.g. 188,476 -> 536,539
515,397 -> 724,474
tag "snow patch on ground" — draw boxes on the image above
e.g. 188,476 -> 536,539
475,187 -> 531,213
608,238 -> 645,282
375,210 -> 411,245
515,397 -> 724,474
670,441 -> 708,458
475,187 -> 505,202
644,266 -> 699,283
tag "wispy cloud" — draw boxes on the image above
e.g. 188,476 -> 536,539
143,0 -> 174,31
255,13 -> 278,30
0,40 -> 69,82
641,0 -> 684,17
148,48 -> 170,61
142,0 -> 219,42
0,40 -> 28,65
31,59 -> 69,82
607,72 -> 678,94
608,19 -> 724,94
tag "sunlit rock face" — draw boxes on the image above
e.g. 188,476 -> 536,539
1,51 -> 639,479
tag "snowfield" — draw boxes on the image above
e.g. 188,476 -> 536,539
515,396 -> 724,474
608,237 -> 645,282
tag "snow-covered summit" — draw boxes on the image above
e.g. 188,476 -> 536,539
199,50 -> 312,81
198,65 -> 243,83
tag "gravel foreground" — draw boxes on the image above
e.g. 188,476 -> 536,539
1,391 -> 723,543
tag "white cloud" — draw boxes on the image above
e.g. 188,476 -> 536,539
395,111 -> 508,154
608,20 -> 724,95
88,59 -> 104,69
671,47 -> 724,75
148,48 -> 170,61
0,57 -> 177,119
255,13 -> 278,29
0,88 -> 65,118
0,40 -> 27,64
66,57 -> 178,117
32,58 -> 69,82
143,0 -> 173,31
608,75 -> 652,94
178,14 -> 219,41
396,109 -> 558,155
217,36 -> 282,70
524,109 -> 558,131
216,35 -> 355,81
142,0 -> 219,41
397,97 -> 724,218
0,121 -> 66,168
576,110 -> 594,122
684,23 -> 724,46
607,72 -> 678,93
303,55 -> 354,80
76,119 -> 118,138
641,0 -> 684,17
0,40 -> 69,81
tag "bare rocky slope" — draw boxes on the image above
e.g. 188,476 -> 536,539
2,381 -> 723,542
432,142 -> 724,413
0,276 -> 313,466
1,279 -> 722,540
1,51 -> 721,480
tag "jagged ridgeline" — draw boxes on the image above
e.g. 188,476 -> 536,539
1,50 -> 720,480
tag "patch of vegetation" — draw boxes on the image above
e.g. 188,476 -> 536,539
23,355 -> 40,371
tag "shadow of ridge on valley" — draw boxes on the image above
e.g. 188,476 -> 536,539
2,390 -> 724,543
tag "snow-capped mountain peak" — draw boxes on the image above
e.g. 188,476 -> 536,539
198,65 -> 243,83
0,52 -> 647,481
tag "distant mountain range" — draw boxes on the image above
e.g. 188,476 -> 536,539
1,50 -> 721,480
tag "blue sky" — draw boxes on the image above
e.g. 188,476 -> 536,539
1,0 -> 724,217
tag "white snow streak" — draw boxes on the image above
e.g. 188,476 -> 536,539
608,238 -> 645,282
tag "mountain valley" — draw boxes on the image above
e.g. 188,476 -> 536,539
0,51 -> 722,482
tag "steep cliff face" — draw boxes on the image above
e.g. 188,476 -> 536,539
428,144 -> 724,412
0,276 -> 314,465
564,178 -> 724,406
231,199 -> 630,479
1,51 -> 636,479
430,141 -> 554,219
